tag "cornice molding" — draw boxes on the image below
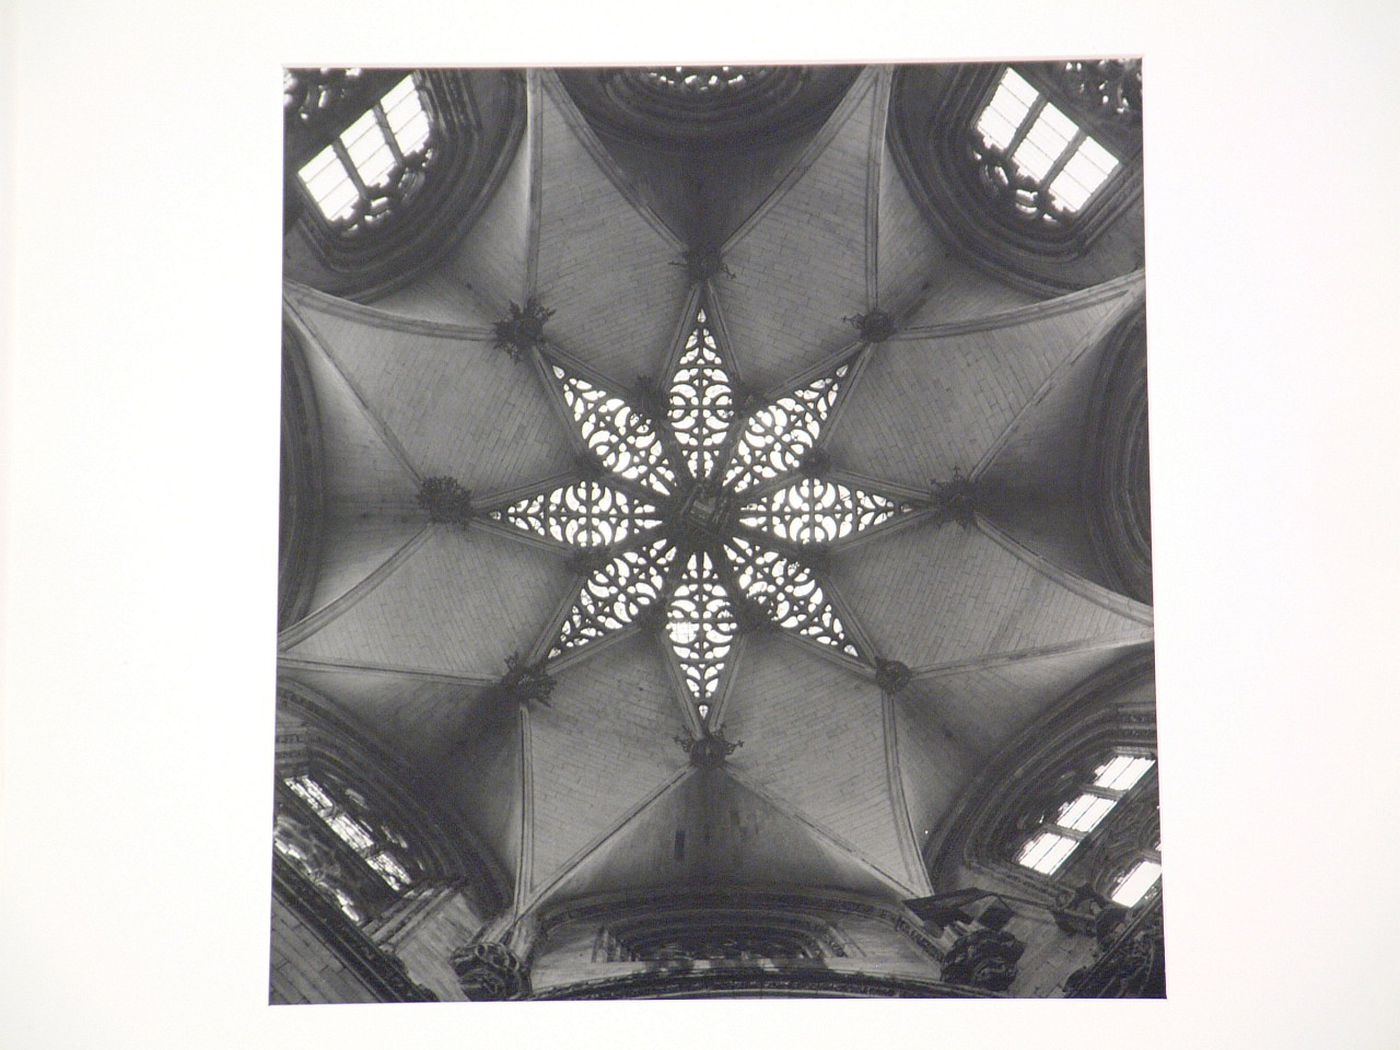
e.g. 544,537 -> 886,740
533,886 -> 944,967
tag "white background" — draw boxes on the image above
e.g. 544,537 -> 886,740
3,1 -> 1399,1047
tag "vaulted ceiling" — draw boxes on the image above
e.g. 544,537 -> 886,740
279,65 -> 1151,924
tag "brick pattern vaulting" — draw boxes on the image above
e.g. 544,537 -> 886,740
277,65 -> 1155,983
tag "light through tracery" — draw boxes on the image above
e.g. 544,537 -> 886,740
667,308 -> 735,482
489,481 -> 662,548
500,301 -> 907,723
724,536 -> 860,658
554,365 -> 677,495
739,477 -> 911,545
282,774 -> 415,893
550,539 -> 677,657
723,364 -> 849,493
666,551 -> 740,703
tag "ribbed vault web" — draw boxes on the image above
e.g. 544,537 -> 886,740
280,65 -> 1154,926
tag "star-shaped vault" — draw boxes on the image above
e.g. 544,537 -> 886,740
484,301 -> 914,727
279,66 -> 1153,916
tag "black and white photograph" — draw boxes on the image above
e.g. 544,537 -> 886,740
4,1 -> 1399,1046
274,62 -> 1161,1002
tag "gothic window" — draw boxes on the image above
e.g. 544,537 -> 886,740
273,812 -> 365,922
295,74 -> 436,235
1016,750 -> 1155,875
1110,852 -> 1163,906
971,67 -> 1121,226
273,770 -> 423,926
283,774 -> 415,890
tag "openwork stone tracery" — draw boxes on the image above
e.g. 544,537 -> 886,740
488,298 -> 916,726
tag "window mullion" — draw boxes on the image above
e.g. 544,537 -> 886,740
373,104 -> 406,165
1006,96 -> 1046,155
331,139 -> 371,200
1082,785 -> 1123,803
1041,128 -> 1088,187
1048,823 -> 1086,843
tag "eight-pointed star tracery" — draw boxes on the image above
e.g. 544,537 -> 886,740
485,298 -> 916,728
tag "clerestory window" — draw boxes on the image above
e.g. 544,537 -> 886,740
971,67 -> 1120,225
274,771 -> 419,922
1110,854 -> 1163,906
295,74 -> 435,235
1016,751 -> 1155,876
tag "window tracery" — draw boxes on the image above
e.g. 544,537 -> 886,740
284,773 -> 416,891
1016,751 -> 1155,875
296,74 -> 436,236
739,477 -> 912,545
283,67 -> 367,129
532,330 -> 875,709
666,308 -> 735,482
1056,59 -> 1142,125
971,68 -> 1120,226
488,481 -> 662,548
723,363 -> 849,493
552,366 -> 677,495
549,539 -> 678,657
642,66 -> 764,95
724,537 -> 859,658
665,551 -> 740,705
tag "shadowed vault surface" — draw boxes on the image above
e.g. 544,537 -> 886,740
276,62 -> 1157,1001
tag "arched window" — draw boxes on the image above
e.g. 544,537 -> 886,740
272,683 -> 511,922
273,767 -> 426,923
1108,840 -> 1163,906
1016,750 -> 1155,876
294,74 -> 436,236
283,773 -> 416,890
971,67 -> 1120,226
889,59 -> 1143,289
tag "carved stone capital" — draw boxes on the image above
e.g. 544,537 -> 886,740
1063,902 -> 1164,998
493,298 -> 553,361
676,727 -> 742,769
844,309 -> 897,343
874,658 -> 912,695
939,928 -> 1025,992
417,476 -> 474,525
450,941 -> 531,1000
